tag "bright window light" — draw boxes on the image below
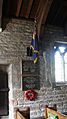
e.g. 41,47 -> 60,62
59,46 -> 65,53
54,45 -> 67,83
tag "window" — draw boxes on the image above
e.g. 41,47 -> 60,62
54,43 -> 67,83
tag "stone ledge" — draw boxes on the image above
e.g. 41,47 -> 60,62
31,116 -> 45,119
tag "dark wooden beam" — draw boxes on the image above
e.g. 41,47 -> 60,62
51,0 -> 63,25
29,0 -> 40,19
36,0 -> 53,37
16,0 -> 22,17
42,0 -> 53,25
35,0 -> 43,18
0,0 -> 3,31
25,0 -> 33,18
63,1 -> 67,6
20,1 -> 27,17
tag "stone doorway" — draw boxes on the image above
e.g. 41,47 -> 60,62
0,64 -> 13,119
0,69 -> 9,116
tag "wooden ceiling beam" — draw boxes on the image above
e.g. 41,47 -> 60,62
20,1 -> 27,17
16,0 -> 22,17
35,0 -> 43,18
51,1 -> 63,25
63,1 -> 67,6
29,0 -> 40,19
25,0 -> 33,18
0,0 -> 3,32
36,0 -> 53,38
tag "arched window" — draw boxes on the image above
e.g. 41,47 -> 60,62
54,43 -> 67,83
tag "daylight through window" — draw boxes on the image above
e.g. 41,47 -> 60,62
54,44 -> 67,83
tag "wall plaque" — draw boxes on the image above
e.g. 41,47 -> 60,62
22,60 -> 39,74
22,76 -> 40,91
22,60 -> 40,91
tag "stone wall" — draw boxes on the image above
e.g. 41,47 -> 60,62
40,25 -> 67,114
0,19 -> 34,119
0,19 -> 67,119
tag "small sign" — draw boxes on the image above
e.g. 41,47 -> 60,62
22,60 -> 39,74
22,76 -> 40,91
22,60 -> 40,91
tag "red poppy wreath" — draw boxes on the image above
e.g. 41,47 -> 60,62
24,89 -> 36,101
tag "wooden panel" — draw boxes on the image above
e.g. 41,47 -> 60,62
0,0 -> 3,16
16,0 -> 22,17
29,0 -> 40,19
16,111 -> 26,119
25,0 -> 33,18
16,107 -> 30,119
47,108 -> 67,119
20,4 -> 26,17
20,0 -> 29,17
0,0 -> 3,28
45,106 -> 67,119
36,0 -> 53,37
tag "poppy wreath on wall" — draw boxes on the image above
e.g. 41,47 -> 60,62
24,89 -> 37,101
